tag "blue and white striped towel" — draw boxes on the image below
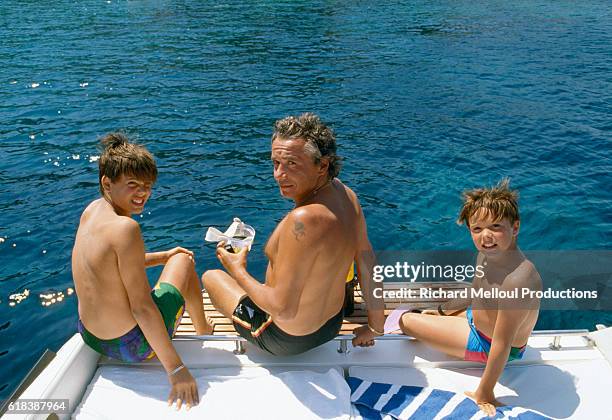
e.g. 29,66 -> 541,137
348,377 -> 552,420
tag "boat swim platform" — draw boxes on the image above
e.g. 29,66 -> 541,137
176,281 -> 470,336
13,280 -> 612,419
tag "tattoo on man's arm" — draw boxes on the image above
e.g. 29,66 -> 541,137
293,221 -> 305,240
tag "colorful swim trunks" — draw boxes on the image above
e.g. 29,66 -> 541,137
78,282 -> 185,362
464,306 -> 526,363
232,296 -> 343,356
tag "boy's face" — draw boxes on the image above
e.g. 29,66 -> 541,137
468,209 -> 519,255
103,174 -> 152,216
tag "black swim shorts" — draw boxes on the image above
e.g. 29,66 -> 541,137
231,296 -> 343,356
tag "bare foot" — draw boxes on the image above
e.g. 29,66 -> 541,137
195,316 -> 214,335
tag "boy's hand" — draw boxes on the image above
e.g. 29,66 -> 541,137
164,247 -> 194,263
464,390 -> 503,417
216,241 -> 248,276
168,367 -> 199,410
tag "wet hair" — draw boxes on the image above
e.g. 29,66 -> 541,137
457,178 -> 520,227
98,132 -> 157,196
271,113 -> 342,179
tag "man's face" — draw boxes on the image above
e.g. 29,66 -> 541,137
104,174 -> 152,216
468,209 -> 519,255
271,138 -> 321,200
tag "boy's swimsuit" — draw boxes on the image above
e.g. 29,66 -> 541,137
78,282 -> 185,362
464,306 -> 526,363
232,296 -> 343,356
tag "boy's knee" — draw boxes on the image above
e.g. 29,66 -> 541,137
168,252 -> 194,267
399,312 -> 416,334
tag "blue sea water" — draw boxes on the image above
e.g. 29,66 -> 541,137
0,0 -> 610,401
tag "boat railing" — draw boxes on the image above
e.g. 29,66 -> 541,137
177,329 -> 594,355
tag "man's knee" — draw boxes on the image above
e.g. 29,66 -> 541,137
202,269 -> 224,290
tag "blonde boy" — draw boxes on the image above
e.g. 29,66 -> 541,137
398,179 -> 541,416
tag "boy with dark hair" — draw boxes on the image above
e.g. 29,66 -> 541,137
72,132 -> 211,410
396,179 -> 541,416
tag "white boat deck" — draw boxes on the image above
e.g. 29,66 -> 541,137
7,284 -> 612,419
9,327 -> 612,419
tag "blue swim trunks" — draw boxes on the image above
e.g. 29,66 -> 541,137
464,306 -> 526,363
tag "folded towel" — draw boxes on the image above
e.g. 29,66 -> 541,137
348,377 -> 552,420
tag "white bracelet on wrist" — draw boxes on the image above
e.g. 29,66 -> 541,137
168,364 -> 186,376
367,324 -> 384,336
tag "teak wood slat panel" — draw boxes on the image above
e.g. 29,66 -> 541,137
178,282 -> 468,336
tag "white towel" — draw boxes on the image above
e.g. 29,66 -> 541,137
73,366 -> 351,420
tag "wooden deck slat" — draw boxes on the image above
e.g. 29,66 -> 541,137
181,282 -> 467,336
181,309 -> 403,325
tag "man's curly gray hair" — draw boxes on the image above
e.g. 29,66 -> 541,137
272,113 -> 342,179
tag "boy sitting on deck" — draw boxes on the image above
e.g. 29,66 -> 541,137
397,179 -> 541,416
72,133 -> 212,410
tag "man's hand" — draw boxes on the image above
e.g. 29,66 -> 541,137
163,247 -> 194,263
216,242 -> 248,276
352,325 -> 379,347
168,367 -> 199,410
464,390 -> 504,417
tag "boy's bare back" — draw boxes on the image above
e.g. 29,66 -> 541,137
72,133 -> 207,409
72,198 -> 145,339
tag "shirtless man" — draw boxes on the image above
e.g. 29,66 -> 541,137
72,133 -> 211,410
203,113 -> 384,355
397,179 -> 541,417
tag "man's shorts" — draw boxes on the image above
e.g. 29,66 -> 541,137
232,296 -> 343,356
464,306 -> 526,363
78,282 -> 185,362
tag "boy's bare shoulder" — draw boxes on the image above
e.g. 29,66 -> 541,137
111,216 -> 140,235
101,216 -> 142,248
79,200 -> 98,223
503,259 -> 542,290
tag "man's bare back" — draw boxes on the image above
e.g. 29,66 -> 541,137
264,179 -> 361,335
